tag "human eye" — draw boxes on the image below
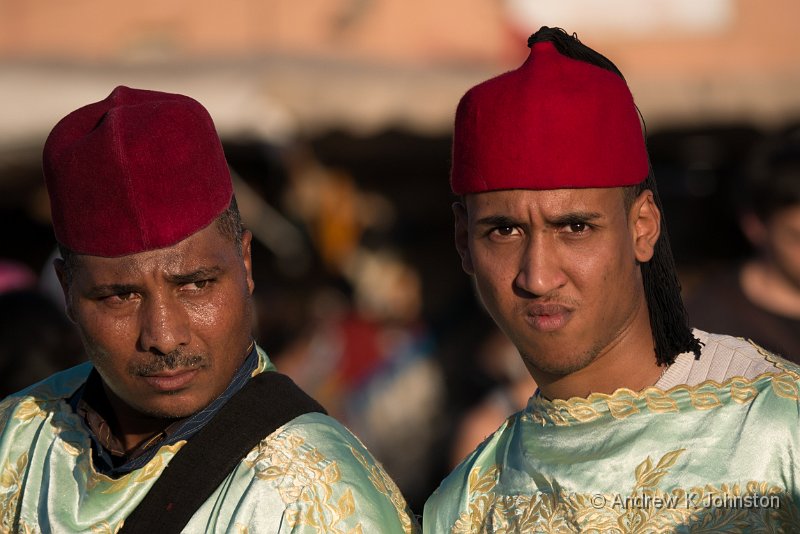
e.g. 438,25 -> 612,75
566,222 -> 589,233
100,292 -> 138,307
488,225 -> 521,240
556,217 -> 595,237
181,279 -> 213,292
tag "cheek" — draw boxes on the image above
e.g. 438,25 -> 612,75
473,270 -> 523,338
471,248 -> 516,298
185,299 -> 221,329
74,317 -> 131,384
75,306 -> 134,351
186,287 -> 253,342
571,242 -> 634,301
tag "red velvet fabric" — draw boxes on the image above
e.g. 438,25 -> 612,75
451,42 -> 648,195
43,86 -> 233,257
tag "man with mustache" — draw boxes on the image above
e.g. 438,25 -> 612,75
423,27 -> 800,531
0,86 -> 417,533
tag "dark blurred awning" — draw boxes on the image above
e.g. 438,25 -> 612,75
2,55 -> 800,156
0,58 -> 493,153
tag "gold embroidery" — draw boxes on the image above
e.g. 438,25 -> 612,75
549,411 -> 571,427
0,452 -> 28,533
451,450 -> 799,533
469,465 -> 500,494
729,379 -> 757,404
754,342 -> 800,378
688,389 -> 722,410
772,374 -> 800,400
13,399 -> 46,424
246,432 -> 360,533
632,449 -> 685,493
526,368 -> 800,426
90,520 -> 123,533
564,400 -> 602,423
133,449 -> 169,484
349,446 -> 419,533
61,440 -> 82,457
82,442 -> 184,495
606,395 -> 639,419
643,390 -> 678,413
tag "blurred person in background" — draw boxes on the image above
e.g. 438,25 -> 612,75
272,147 -> 447,512
272,246 -> 445,513
0,260 -> 83,397
687,132 -> 800,360
448,327 -> 536,470
424,27 -> 800,532
0,86 -> 417,533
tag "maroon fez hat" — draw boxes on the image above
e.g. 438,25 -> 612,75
451,41 -> 648,195
43,85 -> 233,257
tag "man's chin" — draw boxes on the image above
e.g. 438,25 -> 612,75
132,395 -> 209,420
521,344 -> 602,377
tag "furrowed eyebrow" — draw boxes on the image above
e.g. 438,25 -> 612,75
474,215 -> 520,228
165,267 -> 223,285
548,211 -> 603,226
86,284 -> 139,298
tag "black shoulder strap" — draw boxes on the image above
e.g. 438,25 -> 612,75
120,371 -> 326,533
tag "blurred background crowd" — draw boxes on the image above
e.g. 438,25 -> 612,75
1,0 -> 799,514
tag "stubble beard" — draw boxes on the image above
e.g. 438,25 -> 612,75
518,336 -> 608,377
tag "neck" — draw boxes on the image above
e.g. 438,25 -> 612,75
532,306 -> 664,401
741,259 -> 800,319
102,384 -> 179,452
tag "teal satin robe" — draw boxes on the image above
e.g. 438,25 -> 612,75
0,348 -> 418,533
424,334 -> 800,533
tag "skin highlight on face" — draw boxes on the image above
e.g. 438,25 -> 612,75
56,222 -> 255,449
454,187 -> 663,399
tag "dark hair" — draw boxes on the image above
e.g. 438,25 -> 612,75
741,132 -> 800,221
531,26 -> 702,365
58,196 -> 244,285
528,26 -> 625,79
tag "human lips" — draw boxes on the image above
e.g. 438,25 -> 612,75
524,303 -> 574,332
141,368 -> 199,392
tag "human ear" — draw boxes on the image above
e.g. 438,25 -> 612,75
241,230 -> 255,295
453,202 -> 474,275
53,258 -> 76,323
630,190 -> 661,263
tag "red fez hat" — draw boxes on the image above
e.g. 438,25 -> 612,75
43,86 -> 233,257
451,41 -> 648,195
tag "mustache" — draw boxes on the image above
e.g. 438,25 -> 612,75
130,351 -> 206,376
518,295 -> 579,310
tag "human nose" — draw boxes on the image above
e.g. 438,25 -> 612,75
514,235 -> 567,297
138,293 -> 190,355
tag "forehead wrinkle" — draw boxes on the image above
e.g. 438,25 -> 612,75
77,246 -> 196,287
467,188 -> 620,222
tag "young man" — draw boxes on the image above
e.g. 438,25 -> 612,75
424,27 -> 800,532
0,86 -> 417,533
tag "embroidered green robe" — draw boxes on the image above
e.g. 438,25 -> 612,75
0,349 -> 418,533
424,332 -> 800,533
